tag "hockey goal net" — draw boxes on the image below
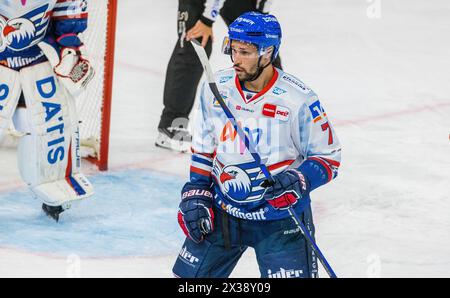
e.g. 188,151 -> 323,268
0,0 -> 118,171
77,0 -> 117,171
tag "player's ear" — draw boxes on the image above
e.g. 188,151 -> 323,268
262,46 -> 274,63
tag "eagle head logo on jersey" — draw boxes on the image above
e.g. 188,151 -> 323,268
0,4 -> 50,53
219,165 -> 252,202
2,18 -> 36,50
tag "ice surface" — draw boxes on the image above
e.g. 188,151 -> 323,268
0,170 -> 185,258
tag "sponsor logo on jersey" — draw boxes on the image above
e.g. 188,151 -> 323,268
308,99 -> 327,123
218,200 -> 268,220
3,51 -> 45,69
220,120 -> 263,154
268,268 -> 304,278
283,227 -> 301,235
219,76 -> 233,83
262,103 -> 290,121
212,90 -> 229,107
281,74 -> 311,94
220,90 -> 229,98
272,86 -> 287,95
178,246 -> 199,267
0,4 -> 51,53
212,97 -> 221,107
235,105 -> 254,113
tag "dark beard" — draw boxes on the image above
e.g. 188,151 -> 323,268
234,64 -> 259,82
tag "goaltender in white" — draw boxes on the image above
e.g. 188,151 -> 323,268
0,0 -> 95,221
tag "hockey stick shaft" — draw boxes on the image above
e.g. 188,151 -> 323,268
190,40 -> 337,278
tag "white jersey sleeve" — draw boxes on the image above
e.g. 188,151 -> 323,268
291,90 -> 341,190
189,80 -> 217,184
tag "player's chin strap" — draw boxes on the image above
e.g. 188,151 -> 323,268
245,56 -> 272,82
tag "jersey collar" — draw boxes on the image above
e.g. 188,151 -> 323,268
235,67 -> 279,104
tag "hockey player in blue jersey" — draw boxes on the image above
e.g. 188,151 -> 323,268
0,0 -> 95,221
173,12 -> 342,278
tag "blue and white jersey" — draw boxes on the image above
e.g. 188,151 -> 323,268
190,67 -> 342,221
0,0 -> 88,70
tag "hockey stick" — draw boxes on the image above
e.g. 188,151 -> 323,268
190,39 -> 337,278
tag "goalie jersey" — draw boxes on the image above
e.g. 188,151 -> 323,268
190,67 -> 342,221
0,0 -> 88,70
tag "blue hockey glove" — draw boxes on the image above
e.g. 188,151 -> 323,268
177,182 -> 214,243
263,169 -> 310,210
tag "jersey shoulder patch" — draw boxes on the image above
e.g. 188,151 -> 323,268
279,72 -> 312,95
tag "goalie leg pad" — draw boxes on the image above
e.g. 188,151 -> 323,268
32,173 -> 94,208
12,107 -> 30,134
0,65 -> 21,142
18,62 -> 93,207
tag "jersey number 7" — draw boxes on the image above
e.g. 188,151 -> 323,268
321,122 -> 334,145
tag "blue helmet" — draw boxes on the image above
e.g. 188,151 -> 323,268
223,12 -> 282,61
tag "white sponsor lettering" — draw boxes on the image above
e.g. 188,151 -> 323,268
182,189 -> 213,199
219,200 -> 267,220
7,52 -> 45,68
268,267 -> 303,278
179,246 -> 199,265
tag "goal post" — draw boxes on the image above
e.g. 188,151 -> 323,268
74,0 -> 118,171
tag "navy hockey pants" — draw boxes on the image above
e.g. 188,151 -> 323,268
172,205 -> 318,278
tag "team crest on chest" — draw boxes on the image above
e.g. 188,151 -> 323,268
219,165 -> 252,202
212,159 -> 267,204
0,4 -> 50,53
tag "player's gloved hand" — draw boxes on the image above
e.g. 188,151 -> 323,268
38,41 -> 95,97
55,45 -> 94,85
262,169 -> 310,210
177,182 -> 215,243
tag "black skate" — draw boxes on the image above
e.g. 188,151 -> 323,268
42,203 -> 64,222
155,127 -> 192,152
